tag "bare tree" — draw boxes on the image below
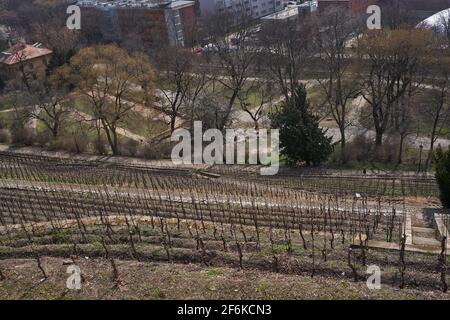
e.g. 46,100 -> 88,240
237,79 -> 276,130
424,59 -> 450,170
157,47 -> 205,133
259,15 -> 315,100
316,7 -> 362,158
391,84 -> 418,165
183,65 -> 211,132
55,44 -> 155,155
203,10 -> 258,130
25,79 -> 71,138
192,94 -> 229,130
380,0 -> 414,29
9,46 -> 38,91
355,28 -> 432,152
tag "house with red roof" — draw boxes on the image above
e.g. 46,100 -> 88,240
0,42 -> 52,83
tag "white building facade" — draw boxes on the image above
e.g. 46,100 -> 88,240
199,0 -> 284,19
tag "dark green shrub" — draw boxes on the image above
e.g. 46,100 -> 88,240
435,146 -> 450,208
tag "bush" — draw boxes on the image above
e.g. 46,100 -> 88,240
50,132 -> 89,154
93,136 -> 108,156
341,135 -> 373,163
140,141 -> 173,159
10,127 -> 36,146
339,135 -> 399,164
0,129 -> 10,143
35,131 -> 53,147
375,136 -> 399,163
120,139 -> 140,157
0,70 -> 7,92
434,146 -> 450,208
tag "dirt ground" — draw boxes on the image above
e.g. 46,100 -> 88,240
0,257 -> 448,300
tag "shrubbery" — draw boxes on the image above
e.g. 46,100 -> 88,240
339,135 -> 399,164
434,146 -> 450,208
120,139 -> 140,157
141,141 -> 173,160
48,132 -> 89,154
0,129 -> 10,144
10,127 -> 36,146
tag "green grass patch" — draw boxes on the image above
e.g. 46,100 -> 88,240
0,92 -> 25,111
0,111 -> 13,129
205,268 -> 225,277
121,111 -> 167,138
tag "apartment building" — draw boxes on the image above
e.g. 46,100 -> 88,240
199,0 -> 284,19
77,0 -> 196,47
317,0 -> 379,13
378,0 -> 450,21
317,0 -> 450,20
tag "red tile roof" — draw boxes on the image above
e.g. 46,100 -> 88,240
0,43 -> 52,66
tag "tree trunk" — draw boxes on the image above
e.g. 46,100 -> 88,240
425,136 -> 435,171
20,64 -> 31,91
112,128 -> 119,155
397,134 -> 405,165
375,131 -> 383,147
340,125 -> 346,163
425,118 -> 439,171
102,120 -> 119,156
170,115 -> 176,133
220,90 -> 239,131
254,120 -> 259,131
52,122 -> 59,138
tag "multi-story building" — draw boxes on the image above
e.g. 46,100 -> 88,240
199,0 -> 284,19
318,0 -> 450,19
77,0 -> 196,47
379,0 -> 450,21
317,0 -> 379,13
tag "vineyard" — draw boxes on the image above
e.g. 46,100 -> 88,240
0,151 -> 448,299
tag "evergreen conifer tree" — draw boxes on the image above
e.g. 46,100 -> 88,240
270,85 -> 333,166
